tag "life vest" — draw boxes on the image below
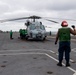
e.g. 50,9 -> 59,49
10,30 -> 13,35
58,27 -> 70,41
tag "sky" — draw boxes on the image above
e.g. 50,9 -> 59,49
0,0 -> 76,32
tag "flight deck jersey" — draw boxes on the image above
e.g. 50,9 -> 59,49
10,31 -> 13,36
58,27 -> 70,41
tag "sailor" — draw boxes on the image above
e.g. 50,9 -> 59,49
55,21 -> 76,67
10,30 -> 13,39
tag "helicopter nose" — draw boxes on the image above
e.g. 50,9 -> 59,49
36,32 -> 42,37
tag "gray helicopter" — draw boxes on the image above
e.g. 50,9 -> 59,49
19,15 -> 59,40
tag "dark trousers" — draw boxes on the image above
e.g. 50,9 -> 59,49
58,41 -> 71,63
10,34 -> 13,39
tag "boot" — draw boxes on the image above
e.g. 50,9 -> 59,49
57,61 -> 62,67
66,62 -> 70,67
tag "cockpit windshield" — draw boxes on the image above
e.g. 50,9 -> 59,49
40,25 -> 45,30
30,24 -> 36,30
30,24 -> 45,30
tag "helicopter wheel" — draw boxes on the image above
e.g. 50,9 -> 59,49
25,35 -> 29,40
25,37 -> 29,40
42,37 -> 46,41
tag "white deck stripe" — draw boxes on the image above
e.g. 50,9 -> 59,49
0,49 -> 75,63
0,52 -> 45,56
45,53 -> 76,75
73,72 -> 76,75
0,48 -> 76,53
0,49 -> 49,52
72,48 -> 76,52
49,50 -> 75,63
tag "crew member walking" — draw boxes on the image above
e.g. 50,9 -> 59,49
55,21 -> 76,67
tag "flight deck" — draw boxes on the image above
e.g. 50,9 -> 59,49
0,32 -> 76,75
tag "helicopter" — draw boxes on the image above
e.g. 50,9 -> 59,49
18,15 -> 59,40
0,15 -> 59,40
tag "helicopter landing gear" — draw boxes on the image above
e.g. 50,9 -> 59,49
25,36 -> 29,40
41,37 -> 46,41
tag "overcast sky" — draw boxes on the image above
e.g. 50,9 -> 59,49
0,0 -> 76,31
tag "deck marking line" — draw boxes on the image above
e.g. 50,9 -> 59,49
0,52 -> 45,56
72,48 -> 76,52
50,50 -> 75,63
73,72 -> 76,75
0,49 -> 49,52
45,53 -> 76,75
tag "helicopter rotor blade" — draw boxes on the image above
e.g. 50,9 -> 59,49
44,19 -> 59,23
45,17 -> 76,21
1,15 -> 76,23
0,15 -> 42,23
0,17 -> 29,23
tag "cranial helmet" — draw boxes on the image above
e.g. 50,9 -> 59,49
61,21 -> 68,27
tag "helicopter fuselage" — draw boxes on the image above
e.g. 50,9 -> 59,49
26,21 -> 46,40
19,20 -> 51,40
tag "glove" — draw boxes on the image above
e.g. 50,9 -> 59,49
71,25 -> 75,29
55,42 -> 57,45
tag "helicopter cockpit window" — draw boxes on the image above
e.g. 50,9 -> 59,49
36,26 -> 40,29
30,24 -> 45,30
40,25 -> 45,30
30,24 -> 36,30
